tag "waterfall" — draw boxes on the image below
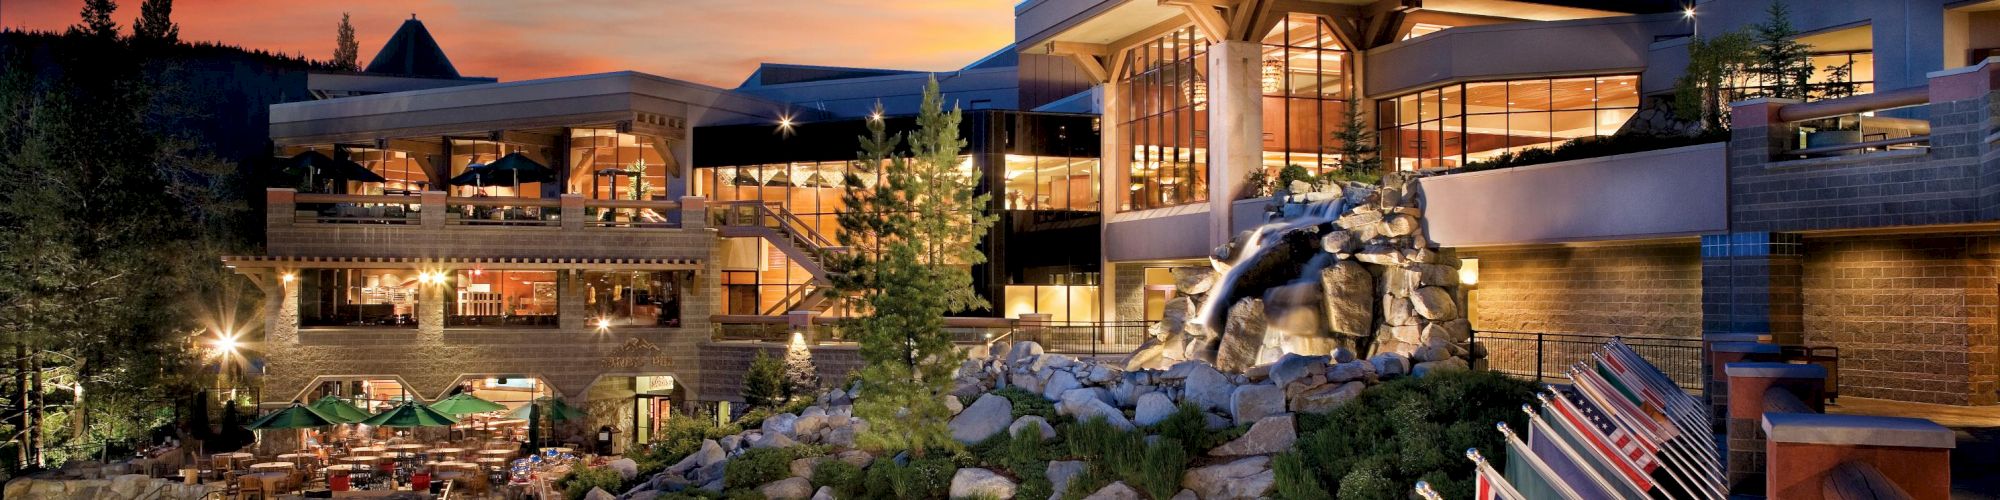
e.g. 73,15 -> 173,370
1187,193 -> 1352,335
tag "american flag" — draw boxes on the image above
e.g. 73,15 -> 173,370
1549,385 -> 1658,491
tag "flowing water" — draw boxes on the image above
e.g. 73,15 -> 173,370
1187,194 -> 1355,334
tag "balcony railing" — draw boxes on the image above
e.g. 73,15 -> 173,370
269,189 -> 699,232
1765,85 -> 1932,159
448,197 -> 560,227
292,193 -> 422,225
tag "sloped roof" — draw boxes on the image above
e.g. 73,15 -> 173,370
737,63 -> 918,88
364,16 -> 460,78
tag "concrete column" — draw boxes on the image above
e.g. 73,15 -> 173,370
1206,40 -> 1263,250
261,272 -> 301,407
1706,341 -> 1781,433
1724,362 -> 1827,495
1701,231 -> 1802,415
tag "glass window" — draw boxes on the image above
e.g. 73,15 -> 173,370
1382,75 -> 1642,170
447,270 -> 558,327
1121,26 -> 1209,211
569,128 -> 670,201
299,269 -> 418,328
349,148 -> 430,195
448,140 -> 546,198
1253,14 -> 1350,188
582,271 -> 682,327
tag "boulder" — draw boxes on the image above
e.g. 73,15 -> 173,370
1084,481 -> 1144,500
1208,415 -> 1297,456
1370,353 -> 1410,378
1320,261 -> 1375,336
1411,286 -> 1459,320
752,431 -> 798,449
1008,415 -> 1057,441
1008,341 -> 1045,367
1329,346 -> 1357,364
1058,387 -> 1114,415
694,439 -> 727,467
1262,280 -> 1326,341
584,487 -> 617,500
811,486 -> 835,500
949,468 -> 1018,499
1173,267 -> 1216,295
1407,263 -> 1459,287
1268,353 -> 1330,389
1423,318 -> 1471,345
789,456 -> 826,478
719,434 -> 743,452
1321,230 -> 1358,255
1048,461 -> 1088,500
605,458 -> 639,480
1228,383 -> 1285,425
1067,394 -> 1136,431
1413,357 -> 1470,377
949,393 -> 1014,444
1042,370 -> 1083,401
1125,337 -> 1171,371
759,477 -> 814,500
1176,361 -> 1234,412
1214,298 -> 1268,373
1384,296 -> 1415,326
1182,456 -> 1275,500
1291,381 -> 1365,414
1326,360 -> 1372,383
762,413 -> 800,438
1133,392 -> 1177,426
942,395 -> 964,417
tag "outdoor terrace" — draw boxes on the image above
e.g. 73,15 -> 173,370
263,189 -> 712,261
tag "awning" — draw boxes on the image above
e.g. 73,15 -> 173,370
221,255 -> 702,272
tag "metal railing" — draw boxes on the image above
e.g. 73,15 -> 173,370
292,193 -> 421,224
1475,330 -> 1705,392
994,320 -> 1149,357
582,199 -> 681,228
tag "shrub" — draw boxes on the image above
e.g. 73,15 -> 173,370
1271,451 -> 1331,500
898,456 -> 957,499
1457,130 -> 1727,173
1126,437 -> 1188,499
558,465 -> 624,500
724,447 -> 793,490
1147,403 -> 1239,450
988,386 -> 1056,420
810,459 -> 864,497
1276,164 -> 1314,190
744,349 -> 786,410
1287,370 -> 1536,498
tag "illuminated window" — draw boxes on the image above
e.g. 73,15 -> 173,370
1379,75 -> 1640,170
568,128 -> 671,202
1119,26 -> 1209,211
299,269 -> 419,328
582,271 -> 683,327
447,270 -> 559,327
1003,155 -> 1099,211
1257,14 -> 1353,191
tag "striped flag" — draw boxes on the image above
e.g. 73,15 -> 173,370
1468,448 -> 1529,500
1547,385 -> 1658,491
1497,422 -> 1587,500
1571,367 -> 1670,447
1523,405 -> 1622,500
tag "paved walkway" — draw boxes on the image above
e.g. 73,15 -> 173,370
1826,397 -> 2000,499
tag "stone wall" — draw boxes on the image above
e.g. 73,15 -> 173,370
1461,242 -> 1703,338
1112,263 -> 1146,323
1801,234 -> 2000,405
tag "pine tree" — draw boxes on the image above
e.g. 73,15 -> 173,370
783,332 -> 819,398
743,350 -> 785,409
72,0 -> 120,38
333,13 -> 361,71
1672,31 -> 1757,131
131,0 -> 178,45
1327,103 -> 1381,184
831,77 -> 996,456
1751,0 -> 1813,100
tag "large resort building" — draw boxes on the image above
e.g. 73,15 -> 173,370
232,0 -> 2000,450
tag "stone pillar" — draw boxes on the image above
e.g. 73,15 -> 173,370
1706,341 -> 1781,433
420,190 -> 447,229
560,270 -> 588,331
1763,413 -> 1954,500
419,274 -> 445,341
787,311 -> 816,344
560,194 -> 584,231
1701,231 -> 1801,420
1206,40 -> 1263,250
1724,362 -> 1826,495
261,272 -> 301,407
680,196 -> 707,230
266,188 -> 296,230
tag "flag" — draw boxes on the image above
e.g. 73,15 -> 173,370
1498,421 -> 1589,500
1547,385 -> 1658,491
1525,407 -> 1622,500
1535,398 -> 1652,500
1592,359 -> 1680,442
1571,367 -> 1669,447
1469,448 -> 1529,500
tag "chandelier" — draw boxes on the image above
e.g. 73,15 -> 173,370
1189,77 -> 1208,110
1261,58 -> 1284,94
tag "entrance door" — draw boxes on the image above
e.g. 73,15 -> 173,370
634,395 -> 672,443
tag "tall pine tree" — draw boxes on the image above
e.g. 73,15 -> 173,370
72,0 -> 119,38
333,13 -> 361,71
132,0 -> 178,45
831,77 -> 996,455
1751,0 -> 1813,100
1327,103 -> 1381,183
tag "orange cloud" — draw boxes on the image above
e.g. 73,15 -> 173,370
0,0 -> 1014,87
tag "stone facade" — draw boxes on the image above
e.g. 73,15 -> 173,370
1461,243 -> 1702,338
1801,235 -> 2000,405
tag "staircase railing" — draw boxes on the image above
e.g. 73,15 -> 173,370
759,283 -> 822,316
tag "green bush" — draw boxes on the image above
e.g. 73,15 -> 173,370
656,489 -> 724,500
860,455 -> 958,499
988,386 -> 1056,420
724,447 -> 794,490
1126,438 -> 1188,499
1276,164 -> 1314,190
1287,370 -> 1536,498
1458,130 -> 1728,173
558,465 -> 624,500
1272,451 -> 1331,500
811,459 -> 864,497
744,350 -> 786,410
722,489 -> 766,500
1146,403 -> 1242,450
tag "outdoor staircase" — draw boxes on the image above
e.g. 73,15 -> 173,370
714,201 -> 845,315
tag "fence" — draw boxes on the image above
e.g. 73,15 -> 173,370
998,321 -> 1149,357
1475,330 -> 1705,393
711,317 -> 1150,358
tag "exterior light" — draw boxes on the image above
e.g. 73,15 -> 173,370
595,318 -> 612,330
1683,7 -> 1696,19
1459,258 -> 1480,287
212,334 -> 239,355
281,273 -> 295,283
868,112 -> 883,121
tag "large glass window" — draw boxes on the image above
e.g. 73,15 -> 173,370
299,269 -> 419,328
1003,155 -> 1099,211
1258,14 -> 1351,187
582,271 -> 683,327
568,128 -> 671,201
1120,26 -> 1208,211
348,147 -> 431,195
1380,75 -> 1639,170
447,270 -> 558,327
448,140 -> 546,198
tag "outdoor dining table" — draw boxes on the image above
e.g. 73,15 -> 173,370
245,471 -> 289,494
474,457 -> 508,469
431,447 -> 466,458
248,461 -> 295,471
432,461 -> 478,472
350,446 -> 385,454
387,444 -> 427,451
476,449 -> 514,457
338,455 -> 379,464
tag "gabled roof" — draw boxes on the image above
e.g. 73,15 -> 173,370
364,16 -> 461,78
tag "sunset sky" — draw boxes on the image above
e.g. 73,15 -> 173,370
1,0 -> 1016,88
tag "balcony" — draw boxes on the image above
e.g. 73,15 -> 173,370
264,188 -> 713,261
1418,142 -> 1728,247
1365,14 -> 1677,98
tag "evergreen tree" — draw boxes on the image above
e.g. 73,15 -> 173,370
333,13 -> 361,71
1327,103 -> 1381,183
1750,0 -> 1813,100
783,333 -> 818,398
1673,31 -> 1757,131
131,0 -> 178,45
831,77 -> 996,456
743,350 -> 785,409
72,0 -> 120,38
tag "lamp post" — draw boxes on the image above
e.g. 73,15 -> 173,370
1685,4 -> 1698,40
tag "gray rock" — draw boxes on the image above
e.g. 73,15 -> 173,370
1208,415 -> 1297,456
694,439 -> 727,467
1291,381 -> 1365,414
810,486 -> 835,500
1214,297 -> 1268,373
1069,393 -> 1136,430
1320,261 -> 1375,336
1133,392 -> 1177,426
1384,296 -> 1415,325
949,393 -> 1014,444
584,487 -> 616,500
1269,353 -> 1330,389
1171,489 -> 1200,500
1042,370 -> 1082,401
949,468 -> 1018,499
1411,286 -> 1459,320
943,394 -> 965,417
1321,230 -> 1358,255
1262,280 -> 1326,342
719,434 -> 743,451
1176,361 -> 1234,412
1008,415 -> 1057,441
1370,352 -> 1410,378
605,458 -> 639,480
1008,341 -> 1046,366
1327,360 -> 1372,383
759,477 -> 814,500
1181,456 -> 1275,500
1084,481 -> 1143,500
1173,266 -> 1216,295
763,413 -> 800,438
825,425 -> 858,448
834,449 -> 874,469
1330,347 -> 1357,364
753,431 -> 798,449
1228,383 -> 1285,425
1048,461 -> 1088,500
1423,318 -> 1471,345
789,456 -> 826,478
1413,357 -> 1470,377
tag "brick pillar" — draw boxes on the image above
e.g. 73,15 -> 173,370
261,271 -> 301,407
680,196 -> 707,230
419,273 -> 445,342
1706,341 -> 1781,432
560,270 -> 587,331
1724,362 -> 1827,495
266,188 -> 296,229
1701,231 -> 1801,419
1763,413 -> 1954,500
420,190 -> 447,229
787,311 -> 816,344
560,194 -> 584,231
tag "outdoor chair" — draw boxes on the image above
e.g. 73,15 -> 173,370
232,475 -> 265,500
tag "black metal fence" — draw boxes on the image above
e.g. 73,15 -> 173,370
1002,321 -> 1150,357
1475,330 -> 1706,393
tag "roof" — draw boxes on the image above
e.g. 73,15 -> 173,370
364,16 -> 461,78
737,63 -> 918,88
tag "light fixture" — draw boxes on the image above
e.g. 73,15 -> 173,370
1683,6 -> 1696,19
1261,58 -> 1284,94
212,333 -> 239,355
868,111 -> 883,121
1189,77 -> 1208,110
594,318 -> 612,330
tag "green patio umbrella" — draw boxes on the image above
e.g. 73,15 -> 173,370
430,393 -> 508,416
504,397 -> 584,422
307,396 -> 371,424
245,402 -> 337,430
359,400 -> 460,428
